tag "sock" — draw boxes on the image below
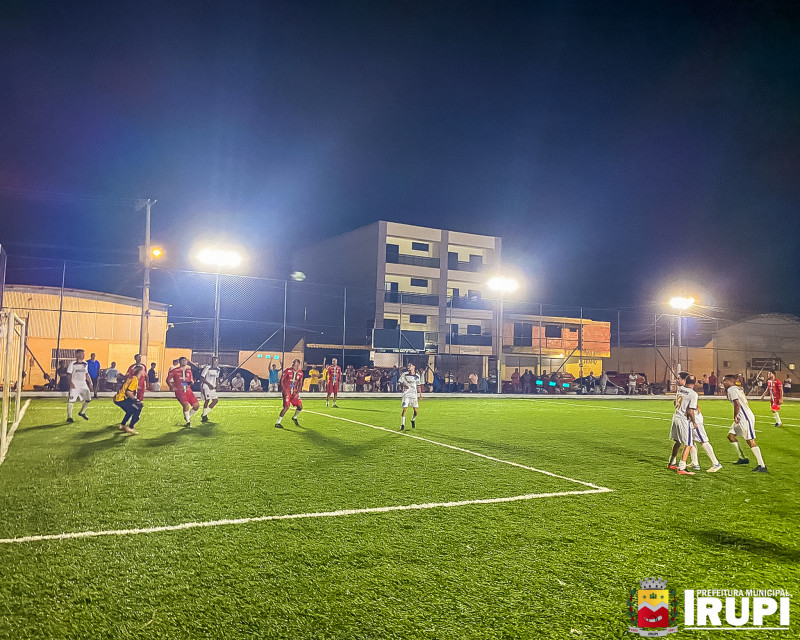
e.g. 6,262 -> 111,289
773,411 -> 782,425
701,442 -> 719,466
669,455 -> 677,465
751,446 -> 765,467
293,409 -> 301,419
81,401 -> 89,414
202,407 -> 210,416
401,416 -> 406,426
412,415 -> 416,423
690,447 -> 699,466
731,441 -> 745,459
188,408 -> 198,418
67,402 -> 74,418
184,410 -> 190,422
678,460 -> 686,470
276,415 -> 283,424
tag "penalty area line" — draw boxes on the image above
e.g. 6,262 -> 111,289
305,409 -> 611,491
0,488 -> 611,544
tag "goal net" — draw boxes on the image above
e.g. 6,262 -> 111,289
1,311 -> 27,463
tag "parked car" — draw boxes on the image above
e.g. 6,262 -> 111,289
603,370 -> 647,394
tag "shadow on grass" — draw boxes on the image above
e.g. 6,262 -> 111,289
19,422 -> 70,433
74,431 -> 128,458
76,425 -> 120,439
694,530 -> 800,562
294,427 -> 388,458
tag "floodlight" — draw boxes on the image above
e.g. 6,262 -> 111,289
197,247 -> 243,269
669,296 -> 695,311
150,247 -> 164,258
487,276 -> 519,294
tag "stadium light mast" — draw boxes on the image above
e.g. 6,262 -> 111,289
197,247 -> 244,357
669,296 -> 695,377
488,276 -> 519,394
136,198 -> 158,359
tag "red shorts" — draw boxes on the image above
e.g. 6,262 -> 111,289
175,388 -> 198,406
283,394 -> 302,409
771,402 -> 781,412
326,382 -> 339,394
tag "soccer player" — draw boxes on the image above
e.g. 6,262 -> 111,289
87,352 -> 100,398
669,374 -> 700,475
275,359 -> 304,428
692,400 -> 723,472
126,354 -> 144,379
114,365 -> 144,435
326,358 -> 342,408
200,356 -> 221,423
668,372 -> 700,470
399,363 -> 421,431
723,374 -> 768,472
66,349 -> 93,422
760,370 -> 783,426
166,356 -> 200,426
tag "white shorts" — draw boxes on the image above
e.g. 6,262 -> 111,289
729,412 -> 756,440
69,387 -> 92,403
671,417 -> 692,446
202,387 -> 218,401
401,395 -> 419,409
692,415 -> 709,444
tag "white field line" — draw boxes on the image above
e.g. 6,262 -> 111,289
304,410 -> 608,490
0,489 -> 611,544
0,399 -> 31,468
0,404 -> 613,544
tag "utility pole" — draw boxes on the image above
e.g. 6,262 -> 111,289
137,199 -> 156,358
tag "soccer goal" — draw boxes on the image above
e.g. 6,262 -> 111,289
1,311 -> 27,462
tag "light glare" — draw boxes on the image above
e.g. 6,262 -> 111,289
198,248 -> 243,269
669,296 -> 695,311
488,276 -> 519,293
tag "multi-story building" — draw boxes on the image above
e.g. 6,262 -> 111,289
300,221 -> 610,386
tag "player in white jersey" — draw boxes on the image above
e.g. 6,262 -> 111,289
200,356 -> 221,423
669,374 -> 700,475
669,372 -> 697,469
723,375 -> 768,472
399,363 -> 421,431
692,401 -> 722,472
66,348 -> 93,423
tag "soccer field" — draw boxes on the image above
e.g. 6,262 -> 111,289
1,397 -> 799,639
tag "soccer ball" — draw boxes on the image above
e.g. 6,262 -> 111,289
290,271 -> 306,282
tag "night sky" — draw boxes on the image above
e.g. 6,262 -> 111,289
2,0 -> 799,313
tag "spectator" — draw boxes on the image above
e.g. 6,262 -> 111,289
600,372 -> 608,394
511,368 -> 521,393
268,364 -> 280,392
468,372 -> 478,393
355,367 -> 367,392
586,372 -> 596,394
148,363 -> 160,391
785,374 -> 792,395
231,372 -> 245,391
308,366 -> 320,392
249,376 -> 263,392
105,362 -> 120,392
708,371 -> 717,396
432,370 -> 444,392
521,369 -> 533,394
702,373 -> 709,395
87,353 -> 101,398
478,376 -> 489,393
372,368 -> 384,392
57,362 -> 70,391
627,371 -> 637,395
389,366 -> 399,393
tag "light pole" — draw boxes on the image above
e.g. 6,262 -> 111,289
669,296 -> 695,379
197,247 -> 244,356
136,198 -> 158,358
488,276 -> 519,394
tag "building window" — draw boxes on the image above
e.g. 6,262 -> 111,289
410,278 -> 428,288
466,324 -> 481,335
544,325 -> 562,338
450,323 -> 458,334
513,322 -> 533,347
467,289 -> 481,300
384,319 -> 398,330
409,314 -> 427,324
411,242 -> 429,252
723,361 -> 730,368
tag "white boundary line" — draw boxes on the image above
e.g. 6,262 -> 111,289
0,399 -> 30,468
0,404 -> 612,544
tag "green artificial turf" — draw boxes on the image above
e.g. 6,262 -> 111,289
1,397 -> 798,639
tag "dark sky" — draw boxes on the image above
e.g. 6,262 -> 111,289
2,0 -> 799,312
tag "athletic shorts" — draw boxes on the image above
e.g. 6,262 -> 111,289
771,402 -> 781,412
69,386 -> 92,403
326,382 -> 339,395
401,395 -> 419,409
202,387 -> 218,401
692,415 -> 709,444
729,413 -> 756,440
175,388 -> 198,406
283,394 -> 302,409
671,417 -> 692,446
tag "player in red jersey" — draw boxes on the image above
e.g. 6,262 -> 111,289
166,356 -> 200,426
275,359 -> 304,428
325,358 -> 342,408
760,370 -> 783,426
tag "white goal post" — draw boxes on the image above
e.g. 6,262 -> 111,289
1,311 -> 27,462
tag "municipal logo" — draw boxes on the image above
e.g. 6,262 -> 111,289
627,577 -> 679,637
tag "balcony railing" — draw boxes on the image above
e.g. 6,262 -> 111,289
447,259 -> 484,273
446,333 -> 493,347
447,296 -> 493,311
384,291 -> 440,306
385,253 -> 440,269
